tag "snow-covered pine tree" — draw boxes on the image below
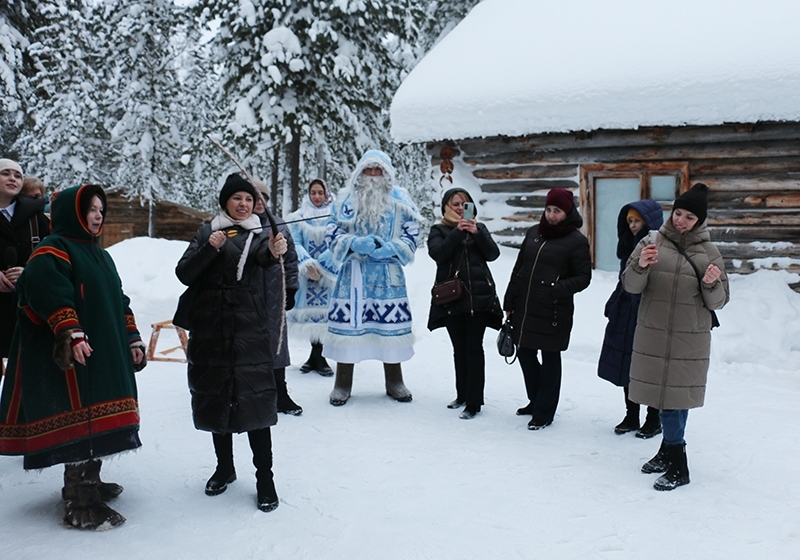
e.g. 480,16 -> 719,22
90,0 -> 223,233
0,0 -> 34,159
195,0 -> 427,213
8,0 -> 113,189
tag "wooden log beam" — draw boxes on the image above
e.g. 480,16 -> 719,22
429,122 -> 800,159
479,179 -> 578,193
473,164 -> 578,180
462,140 -> 800,167
708,226 -> 800,242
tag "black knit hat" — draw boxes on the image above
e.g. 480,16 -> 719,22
441,187 -> 476,217
219,173 -> 258,209
673,183 -> 709,224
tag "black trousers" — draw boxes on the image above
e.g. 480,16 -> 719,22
517,347 -> 562,424
444,314 -> 488,408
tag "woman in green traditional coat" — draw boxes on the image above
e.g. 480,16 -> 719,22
0,184 -> 146,530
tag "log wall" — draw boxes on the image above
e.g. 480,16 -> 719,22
103,192 -> 211,247
428,121 -> 800,277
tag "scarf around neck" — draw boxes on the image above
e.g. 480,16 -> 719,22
441,205 -> 461,227
210,212 -> 263,281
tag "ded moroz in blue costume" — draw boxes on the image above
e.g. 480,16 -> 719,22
323,150 -> 421,406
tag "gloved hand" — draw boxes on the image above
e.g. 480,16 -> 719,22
351,236 -> 377,256
371,246 -> 395,260
131,342 -> 147,372
306,262 -> 322,281
285,288 -> 297,311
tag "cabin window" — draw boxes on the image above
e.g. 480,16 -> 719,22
580,163 -> 689,271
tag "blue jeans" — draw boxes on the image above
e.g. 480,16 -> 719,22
659,409 -> 688,445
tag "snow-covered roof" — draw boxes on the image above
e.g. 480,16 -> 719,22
390,0 -> 800,143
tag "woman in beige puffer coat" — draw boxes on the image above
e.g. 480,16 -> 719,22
622,183 -> 729,491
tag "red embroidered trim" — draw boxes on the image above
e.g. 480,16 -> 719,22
29,246 -> 71,265
46,308 -> 80,334
0,398 -> 140,455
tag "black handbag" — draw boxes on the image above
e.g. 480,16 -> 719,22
172,284 -> 198,331
496,319 -> 517,364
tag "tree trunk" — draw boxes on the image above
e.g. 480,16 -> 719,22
289,126 -> 301,212
271,145 -> 280,215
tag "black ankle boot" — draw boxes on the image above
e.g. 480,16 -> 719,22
275,368 -> 302,415
615,393 -> 640,434
299,345 -> 315,373
249,428 -> 279,512
315,343 -> 334,377
205,468 -> 237,496
206,433 -> 236,496
636,407 -> 663,439
654,444 -> 690,491
641,440 -> 670,473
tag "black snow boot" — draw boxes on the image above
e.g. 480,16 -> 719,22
299,344 -> 316,373
615,388 -> 641,434
641,440 -> 670,474
654,444 -> 690,491
249,428 -> 279,512
636,407 -> 663,439
205,433 -> 236,496
275,368 -> 303,416
63,462 -> 126,530
314,343 -> 334,377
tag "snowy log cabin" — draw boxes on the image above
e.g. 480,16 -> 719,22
102,190 -> 211,247
390,0 -> 800,277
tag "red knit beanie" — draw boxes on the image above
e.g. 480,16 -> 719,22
545,188 -> 575,214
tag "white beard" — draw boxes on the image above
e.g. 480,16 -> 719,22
354,174 -> 392,231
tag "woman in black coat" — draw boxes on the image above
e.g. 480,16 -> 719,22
503,188 -> 591,430
0,158 -> 50,359
597,199 -> 664,438
428,188 -> 503,419
176,174 -> 288,513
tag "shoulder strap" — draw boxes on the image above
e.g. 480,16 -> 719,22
29,216 -> 40,247
668,239 -> 717,327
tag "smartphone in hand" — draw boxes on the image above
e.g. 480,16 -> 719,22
462,202 -> 475,220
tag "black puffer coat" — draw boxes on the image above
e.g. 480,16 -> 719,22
503,210 -> 592,352
427,223 -> 503,331
176,222 -> 279,434
0,195 -> 49,356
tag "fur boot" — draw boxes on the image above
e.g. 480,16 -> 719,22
62,462 -> 125,530
384,363 -> 412,402
329,363 -> 354,406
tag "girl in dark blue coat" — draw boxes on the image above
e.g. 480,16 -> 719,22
597,199 -> 663,437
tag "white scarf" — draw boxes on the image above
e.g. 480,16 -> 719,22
210,212 -> 263,281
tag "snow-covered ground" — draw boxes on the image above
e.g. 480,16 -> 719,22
1,236 -> 799,559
